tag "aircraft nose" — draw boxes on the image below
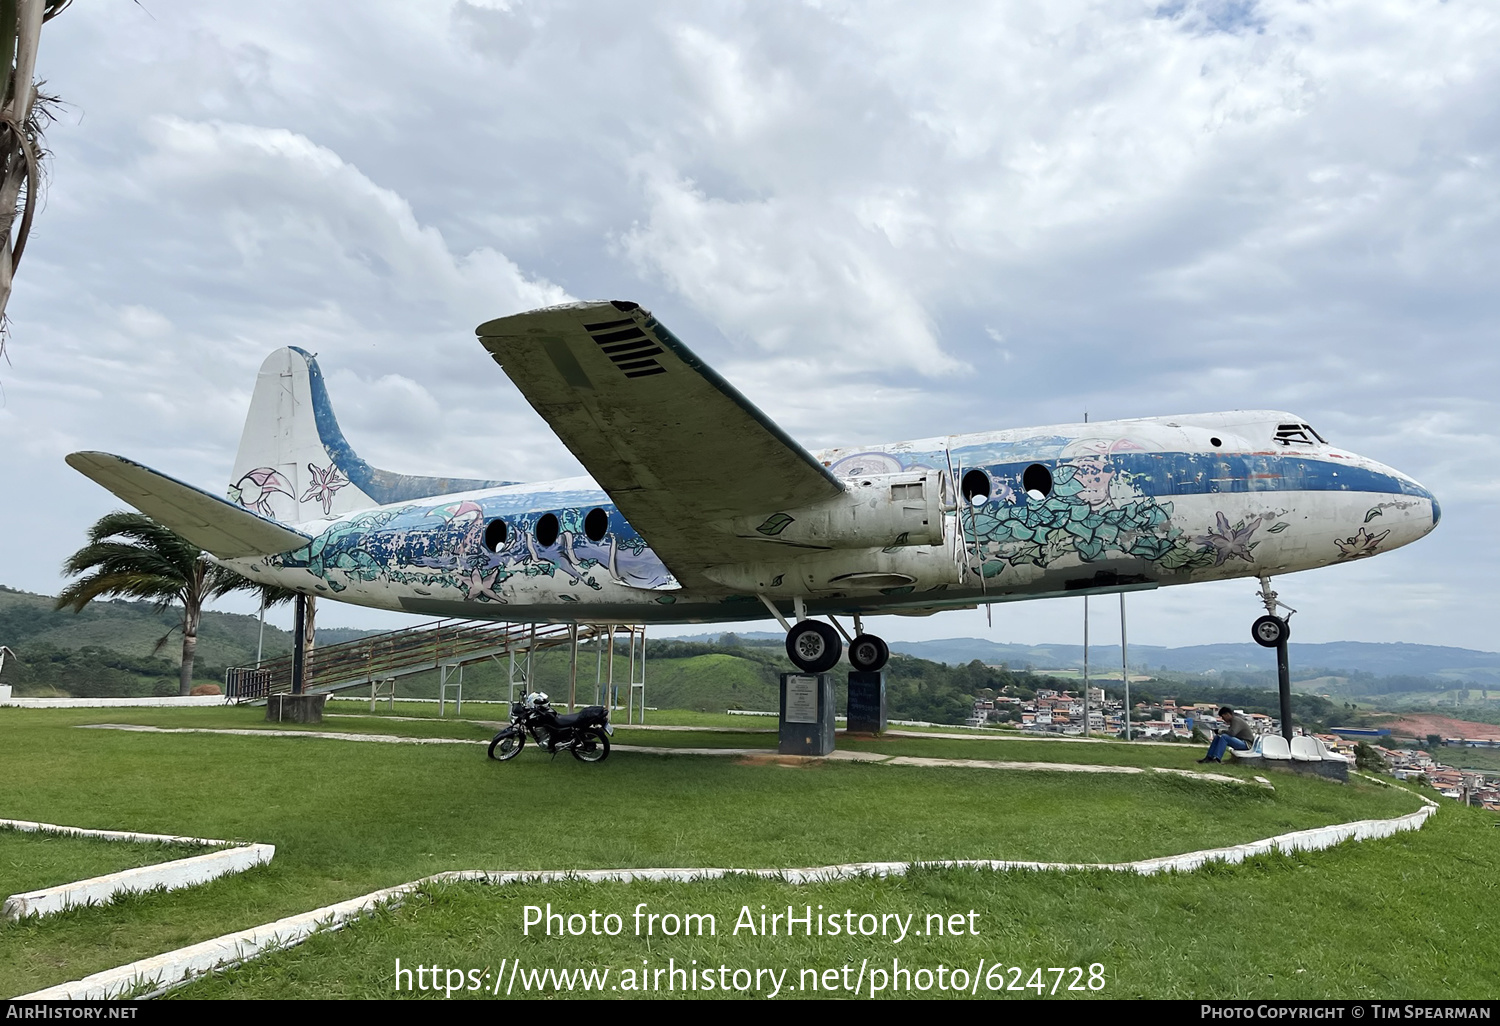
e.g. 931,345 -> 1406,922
1403,474 -> 1441,530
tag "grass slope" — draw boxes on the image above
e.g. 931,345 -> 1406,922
0,704 -> 1429,998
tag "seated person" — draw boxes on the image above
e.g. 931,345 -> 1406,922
1199,706 -> 1255,763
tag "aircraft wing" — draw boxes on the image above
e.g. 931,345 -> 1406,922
67,452 -> 313,559
477,301 -> 844,584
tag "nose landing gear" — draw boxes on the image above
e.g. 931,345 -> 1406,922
1251,614 -> 1290,648
1254,576 -> 1297,741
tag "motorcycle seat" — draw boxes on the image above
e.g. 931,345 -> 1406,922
553,706 -> 608,728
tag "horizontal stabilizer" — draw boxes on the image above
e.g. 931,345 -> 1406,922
67,452 -> 313,559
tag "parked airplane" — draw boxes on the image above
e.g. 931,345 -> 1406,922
67,300 -> 1440,674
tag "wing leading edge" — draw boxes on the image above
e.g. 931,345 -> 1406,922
67,452 -> 313,560
477,301 -> 843,585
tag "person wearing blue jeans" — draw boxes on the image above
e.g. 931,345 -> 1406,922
1199,706 -> 1255,763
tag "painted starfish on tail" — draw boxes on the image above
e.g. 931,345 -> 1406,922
301,462 -> 350,516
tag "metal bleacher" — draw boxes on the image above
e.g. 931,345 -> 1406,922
225,619 -> 648,719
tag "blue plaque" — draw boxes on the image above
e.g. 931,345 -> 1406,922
847,670 -> 887,734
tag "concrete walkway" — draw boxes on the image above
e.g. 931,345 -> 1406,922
74,722 -> 1259,785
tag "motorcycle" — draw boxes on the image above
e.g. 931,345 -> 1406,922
487,691 -> 613,763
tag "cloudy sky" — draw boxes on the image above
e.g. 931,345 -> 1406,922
2,0 -> 1496,651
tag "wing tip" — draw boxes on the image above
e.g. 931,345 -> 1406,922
476,300 -> 645,338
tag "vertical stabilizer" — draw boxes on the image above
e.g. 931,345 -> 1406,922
229,348 -> 514,525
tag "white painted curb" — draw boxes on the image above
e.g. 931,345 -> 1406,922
18,800 -> 1436,1000
17,880 -> 417,1001
0,819 -> 275,922
0,818 -> 238,845
3,845 -> 275,919
1,696 -> 231,708
77,723 -> 483,745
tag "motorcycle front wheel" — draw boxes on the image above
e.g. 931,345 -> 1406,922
571,727 -> 610,763
489,731 -> 525,761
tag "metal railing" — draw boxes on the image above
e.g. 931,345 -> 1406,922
228,619 -> 641,708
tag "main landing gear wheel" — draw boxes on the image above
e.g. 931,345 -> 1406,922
571,727 -> 610,763
848,634 -> 890,673
1251,614 -> 1290,648
489,732 -> 524,761
786,620 -> 843,673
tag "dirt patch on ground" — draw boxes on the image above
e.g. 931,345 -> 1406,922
734,754 -> 820,768
1376,712 -> 1500,741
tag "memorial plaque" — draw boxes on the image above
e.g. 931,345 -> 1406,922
785,674 -> 819,724
779,672 -> 835,756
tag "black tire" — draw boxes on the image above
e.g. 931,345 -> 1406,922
1251,615 -> 1289,648
571,727 -> 610,763
489,731 -> 525,761
786,620 -> 843,673
848,634 -> 890,673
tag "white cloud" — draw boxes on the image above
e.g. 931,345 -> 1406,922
622,171 -> 965,377
3,0 -> 1497,650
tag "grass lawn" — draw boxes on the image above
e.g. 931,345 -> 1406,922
0,704 -> 1464,1000
171,803 -> 1499,1000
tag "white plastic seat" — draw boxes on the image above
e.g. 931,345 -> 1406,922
1313,737 -> 1351,764
1290,736 -> 1322,762
1229,737 -> 1262,760
1259,735 -> 1293,761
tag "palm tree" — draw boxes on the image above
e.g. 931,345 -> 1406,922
56,510 -> 270,696
0,0 -> 72,357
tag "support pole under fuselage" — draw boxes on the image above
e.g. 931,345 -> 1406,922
292,593 -> 306,695
1277,634 -> 1293,741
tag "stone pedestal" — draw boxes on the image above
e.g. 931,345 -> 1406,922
779,673 -> 835,756
266,693 -> 327,724
847,670 -> 887,734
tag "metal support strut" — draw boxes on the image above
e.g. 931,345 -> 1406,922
1258,575 -> 1297,741
1257,575 -> 1297,620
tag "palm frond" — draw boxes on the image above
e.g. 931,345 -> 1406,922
150,623 -> 180,656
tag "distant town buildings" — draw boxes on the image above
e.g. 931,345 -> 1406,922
968,681 -> 1499,812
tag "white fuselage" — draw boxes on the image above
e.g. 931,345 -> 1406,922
224,410 -> 1439,625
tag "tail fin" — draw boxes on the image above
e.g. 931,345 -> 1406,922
228,348 -> 514,524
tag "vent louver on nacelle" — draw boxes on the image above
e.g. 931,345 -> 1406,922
583,317 -> 667,379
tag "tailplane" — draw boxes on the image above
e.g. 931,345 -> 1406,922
228,348 -> 514,524
68,452 -> 312,559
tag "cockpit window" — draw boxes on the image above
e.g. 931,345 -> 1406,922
1274,423 -> 1327,446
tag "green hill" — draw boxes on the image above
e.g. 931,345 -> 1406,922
1,584 -> 1373,727
0,586 -> 376,696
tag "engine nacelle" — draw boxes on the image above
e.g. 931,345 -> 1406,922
703,543 -> 961,597
728,471 -> 948,550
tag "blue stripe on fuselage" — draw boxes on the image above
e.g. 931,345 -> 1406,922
959,451 -> 1422,499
